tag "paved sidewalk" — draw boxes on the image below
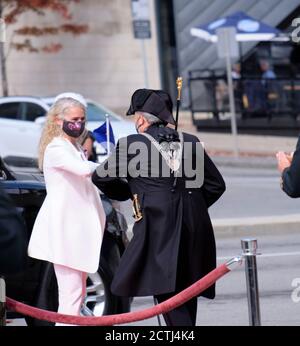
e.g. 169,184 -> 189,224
177,112 -> 299,169
199,132 -> 296,155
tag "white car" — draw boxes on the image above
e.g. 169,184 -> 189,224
0,96 -> 136,166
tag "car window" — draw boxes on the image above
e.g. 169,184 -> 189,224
86,103 -> 119,122
0,102 -> 21,120
23,102 -> 47,121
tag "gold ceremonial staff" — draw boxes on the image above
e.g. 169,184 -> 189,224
175,77 -> 183,131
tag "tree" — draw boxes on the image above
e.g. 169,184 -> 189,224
0,0 -> 88,96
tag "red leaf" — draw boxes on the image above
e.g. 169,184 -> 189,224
41,42 -> 63,53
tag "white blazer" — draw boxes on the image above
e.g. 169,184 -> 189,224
28,136 -> 106,273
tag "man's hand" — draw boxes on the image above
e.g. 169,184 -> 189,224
276,151 -> 292,173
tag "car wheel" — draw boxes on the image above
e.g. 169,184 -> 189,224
81,270 -> 110,316
82,267 -> 131,318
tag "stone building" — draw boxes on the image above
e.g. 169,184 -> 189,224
2,0 -> 161,115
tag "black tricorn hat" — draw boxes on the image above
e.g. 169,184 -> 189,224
126,89 -> 175,125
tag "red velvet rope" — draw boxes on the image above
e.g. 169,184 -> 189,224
6,263 -> 230,326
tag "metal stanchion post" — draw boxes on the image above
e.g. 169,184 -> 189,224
0,276 -> 6,326
241,238 -> 261,326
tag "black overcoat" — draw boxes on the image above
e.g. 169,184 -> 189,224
92,125 -> 225,298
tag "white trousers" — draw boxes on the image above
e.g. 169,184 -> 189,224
54,264 -> 87,326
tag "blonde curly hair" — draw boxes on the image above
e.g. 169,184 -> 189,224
38,98 -> 86,171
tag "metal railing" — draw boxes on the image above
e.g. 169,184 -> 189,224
0,239 -> 261,326
188,69 -> 300,123
241,239 -> 261,326
0,276 -> 6,326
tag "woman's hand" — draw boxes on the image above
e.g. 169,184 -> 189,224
276,151 -> 292,174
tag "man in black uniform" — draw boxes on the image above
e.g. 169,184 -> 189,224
92,89 -> 226,326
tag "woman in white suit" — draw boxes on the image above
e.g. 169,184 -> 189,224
28,93 -> 106,321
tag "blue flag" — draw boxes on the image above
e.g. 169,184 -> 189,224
92,120 -> 115,153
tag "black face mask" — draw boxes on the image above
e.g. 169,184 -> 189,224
62,120 -> 85,138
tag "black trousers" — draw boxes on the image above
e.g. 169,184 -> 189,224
154,223 -> 198,326
154,293 -> 197,326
